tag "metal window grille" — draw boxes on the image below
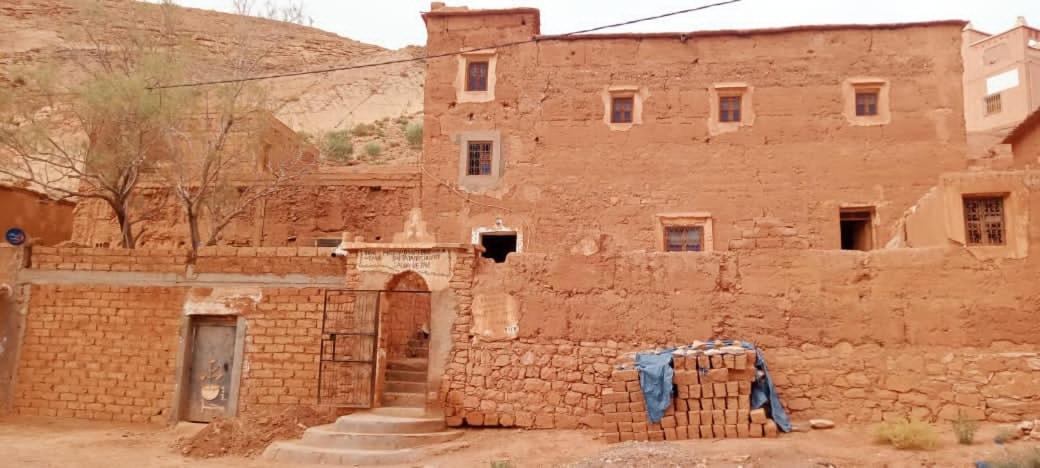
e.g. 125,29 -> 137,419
719,96 -> 742,122
467,141 -> 493,176
985,94 -> 1002,115
855,91 -> 879,116
611,97 -> 634,123
664,226 -> 704,252
466,61 -> 489,91
963,197 -> 1005,246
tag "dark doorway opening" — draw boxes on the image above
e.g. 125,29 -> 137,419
480,233 -> 517,263
840,209 -> 874,251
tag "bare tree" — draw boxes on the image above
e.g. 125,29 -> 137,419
0,1 -> 187,248
153,0 -> 315,256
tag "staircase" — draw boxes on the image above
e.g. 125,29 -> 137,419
383,357 -> 428,408
262,358 -> 461,465
263,407 -> 464,465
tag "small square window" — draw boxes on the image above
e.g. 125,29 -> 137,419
719,95 -> 742,122
840,209 -> 875,251
611,97 -> 634,124
963,196 -> 1005,246
664,226 -> 704,252
466,61 -> 489,92
985,94 -> 1002,115
466,141 -> 493,176
855,91 -> 879,116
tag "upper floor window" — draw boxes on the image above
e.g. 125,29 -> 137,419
664,225 -> 704,252
466,61 -> 489,92
719,95 -> 742,122
467,141 -> 493,176
985,94 -> 1002,115
611,97 -> 634,124
963,196 -> 1005,246
855,90 -> 879,116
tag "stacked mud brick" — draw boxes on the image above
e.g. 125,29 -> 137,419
601,346 -> 779,443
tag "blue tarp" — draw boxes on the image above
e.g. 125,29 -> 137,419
634,351 -> 675,423
634,340 -> 792,432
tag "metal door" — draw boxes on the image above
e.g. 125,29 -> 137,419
185,317 -> 237,422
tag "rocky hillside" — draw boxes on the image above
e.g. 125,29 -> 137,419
0,0 -> 425,156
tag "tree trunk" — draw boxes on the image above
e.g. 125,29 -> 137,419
186,206 -> 202,258
112,202 -> 136,249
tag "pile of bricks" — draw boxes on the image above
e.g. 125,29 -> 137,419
601,345 -> 779,443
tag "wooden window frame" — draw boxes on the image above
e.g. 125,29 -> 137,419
466,141 -> 493,176
611,96 -> 634,124
855,90 -> 880,116
664,225 -> 705,252
719,95 -> 742,122
465,60 -> 489,92
963,196 -> 1006,246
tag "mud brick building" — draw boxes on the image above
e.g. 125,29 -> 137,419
2,5 -> 1040,446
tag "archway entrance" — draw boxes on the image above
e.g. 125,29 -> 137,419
380,271 -> 432,408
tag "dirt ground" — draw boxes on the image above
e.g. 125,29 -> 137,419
1,415 -> 1037,468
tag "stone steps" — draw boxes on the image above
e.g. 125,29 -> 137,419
386,380 -> 425,393
382,391 -> 425,407
262,406 -> 464,466
387,369 -> 426,383
301,424 -> 463,450
387,358 -> 427,372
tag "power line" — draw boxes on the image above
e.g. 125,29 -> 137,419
148,0 -> 741,90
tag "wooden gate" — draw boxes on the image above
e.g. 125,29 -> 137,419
318,290 -> 380,407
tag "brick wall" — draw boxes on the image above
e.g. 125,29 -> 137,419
14,285 -> 184,422
237,287 -> 325,413
29,246 -> 342,277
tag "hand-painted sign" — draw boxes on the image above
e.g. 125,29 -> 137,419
4,228 -> 26,246
357,250 -> 451,277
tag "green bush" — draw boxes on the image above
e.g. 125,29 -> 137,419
405,121 -> 423,147
873,419 -> 939,450
364,141 -> 382,157
351,122 -> 376,137
951,411 -> 979,445
321,130 -> 353,161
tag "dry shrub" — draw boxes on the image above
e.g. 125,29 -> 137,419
951,411 -> 979,445
873,419 -> 939,450
176,406 -> 342,458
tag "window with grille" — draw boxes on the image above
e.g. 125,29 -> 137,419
963,196 -> 1005,246
611,97 -> 634,123
985,94 -> 1002,115
719,96 -> 742,122
855,91 -> 879,116
664,226 -> 704,252
467,141 -> 493,176
466,61 -> 489,91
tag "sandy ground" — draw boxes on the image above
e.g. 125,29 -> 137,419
1,415 -> 1038,468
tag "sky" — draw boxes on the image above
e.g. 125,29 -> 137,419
160,0 -> 1040,50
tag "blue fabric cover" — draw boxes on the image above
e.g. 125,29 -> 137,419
634,351 -> 675,423
633,340 -> 791,432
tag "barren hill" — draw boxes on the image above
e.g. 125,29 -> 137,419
0,0 -> 425,135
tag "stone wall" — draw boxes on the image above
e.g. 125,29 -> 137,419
422,10 -> 969,254
441,243 -> 1040,428
28,246 -> 343,276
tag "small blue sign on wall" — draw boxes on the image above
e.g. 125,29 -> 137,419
5,228 -> 26,246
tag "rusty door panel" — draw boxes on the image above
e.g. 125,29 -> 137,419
186,319 -> 236,423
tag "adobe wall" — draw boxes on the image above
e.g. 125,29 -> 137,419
0,186 -> 74,246
70,169 -> 419,248
440,245 -> 1040,428
1013,122 -> 1040,166
422,14 -> 969,253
